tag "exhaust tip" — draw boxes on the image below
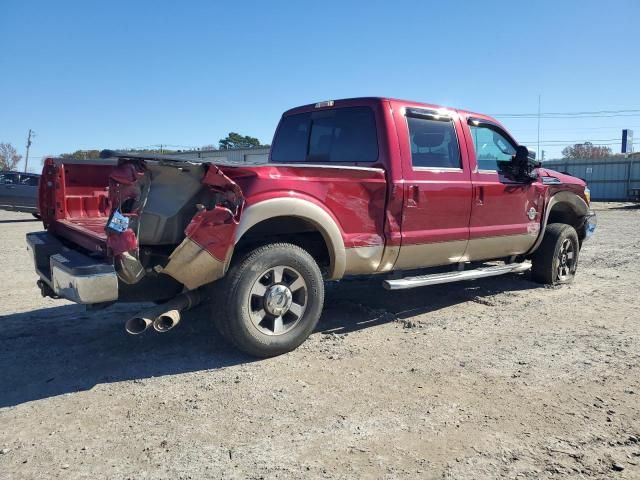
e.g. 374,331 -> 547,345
153,310 -> 181,333
125,316 -> 153,335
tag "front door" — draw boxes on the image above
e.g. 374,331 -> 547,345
15,174 -> 39,209
394,107 -> 473,270
461,118 -> 543,261
0,172 -> 20,208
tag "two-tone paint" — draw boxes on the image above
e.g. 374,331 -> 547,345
36,97 -> 592,295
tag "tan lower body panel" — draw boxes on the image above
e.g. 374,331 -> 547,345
376,245 -> 400,273
162,237 -> 226,290
461,234 -> 536,262
391,234 -> 536,272
393,240 -> 468,270
344,245 -> 385,275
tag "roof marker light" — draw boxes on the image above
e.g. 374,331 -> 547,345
315,100 -> 334,108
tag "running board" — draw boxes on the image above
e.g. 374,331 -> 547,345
383,262 -> 532,290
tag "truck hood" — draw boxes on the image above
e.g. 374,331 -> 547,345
536,167 -> 586,186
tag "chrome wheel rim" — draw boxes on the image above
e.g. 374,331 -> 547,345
557,238 -> 576,281
248,265 -> 307,336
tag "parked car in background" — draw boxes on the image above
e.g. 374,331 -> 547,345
0,171 -> 40,215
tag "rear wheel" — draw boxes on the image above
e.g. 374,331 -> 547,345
211,242 -> 324,357
531,223 -> 580,285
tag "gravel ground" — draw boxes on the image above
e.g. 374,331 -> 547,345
0,204 -> 639,479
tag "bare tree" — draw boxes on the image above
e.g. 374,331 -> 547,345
0,143 -> 22,171
561,142 -> 612,160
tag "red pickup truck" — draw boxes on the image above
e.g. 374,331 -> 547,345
27,97 -> 596,357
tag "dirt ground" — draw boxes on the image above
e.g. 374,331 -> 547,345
0,204 -> 639,479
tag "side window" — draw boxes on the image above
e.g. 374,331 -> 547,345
406,115 -> 461,169
21,175 -> 39,186
469,126 -> 516,171
0,173 -> 18,184
271,107 -> 378,163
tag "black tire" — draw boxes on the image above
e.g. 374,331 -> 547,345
531,223 -> 580,285
210,242 -> 324,357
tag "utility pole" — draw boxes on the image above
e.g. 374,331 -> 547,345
24,129 -> 34,173
537,95 -> 541,161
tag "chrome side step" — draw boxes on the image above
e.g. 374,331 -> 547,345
383,262 -> 532,291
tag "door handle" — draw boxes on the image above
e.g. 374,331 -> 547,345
474,186 -> 484,205
407,185 -> 420,207
5,185 -> 15,189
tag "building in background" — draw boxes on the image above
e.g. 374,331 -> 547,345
543,157 -> 639,201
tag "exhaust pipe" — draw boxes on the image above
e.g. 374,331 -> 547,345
125,310 -> 157,335
124,290 -> 205,335
153,309 -> 181,333
153,290 -> 203,333
152,290 -> 204,333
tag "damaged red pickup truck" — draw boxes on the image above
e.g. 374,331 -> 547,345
27,97 -> 596,357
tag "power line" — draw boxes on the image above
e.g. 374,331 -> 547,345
509,125 -> 640,133
519,138 -> 621,143
494,111 -> 640,119
492,108 -> 640,118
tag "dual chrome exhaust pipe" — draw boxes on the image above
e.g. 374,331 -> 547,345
125,290 -> 204,335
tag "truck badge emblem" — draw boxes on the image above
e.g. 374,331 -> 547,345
528,207 -> 537,220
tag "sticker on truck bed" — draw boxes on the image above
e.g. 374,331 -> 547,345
106,209 -> 130,234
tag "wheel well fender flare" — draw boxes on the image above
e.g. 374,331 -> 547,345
233,197 -> 346,279
527,191 -> 589,255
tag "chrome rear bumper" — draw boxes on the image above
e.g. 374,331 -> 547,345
26,231 -> 118,304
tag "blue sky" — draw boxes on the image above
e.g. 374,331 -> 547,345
1,0 -> 638,170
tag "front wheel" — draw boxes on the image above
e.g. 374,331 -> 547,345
211,242 -> 324,357
531,223 -> 580,285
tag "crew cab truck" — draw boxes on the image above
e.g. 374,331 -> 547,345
27,97 -> 596,357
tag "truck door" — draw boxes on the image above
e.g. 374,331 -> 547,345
393,106 -> 472,269
15,174 -> 39,209
461,117 -> 544,261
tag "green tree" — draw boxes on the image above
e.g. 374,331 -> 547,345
0,143 -> 22,170
219,132 -> 264,150
59,149 -> 102,160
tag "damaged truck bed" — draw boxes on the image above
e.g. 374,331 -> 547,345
32,152 -> 246,303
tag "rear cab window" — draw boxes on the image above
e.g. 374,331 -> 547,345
271,106 -> 378,164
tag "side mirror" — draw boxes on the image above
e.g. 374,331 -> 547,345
514,145 -> 529,165
499,146 -> 537,182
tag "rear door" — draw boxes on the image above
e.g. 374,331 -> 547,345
393,105 -> 473,269
461,117 -> 543,260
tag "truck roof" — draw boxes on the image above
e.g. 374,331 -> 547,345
282,96 -> 498,124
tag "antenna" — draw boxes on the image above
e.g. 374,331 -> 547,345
537,95 -> 541,161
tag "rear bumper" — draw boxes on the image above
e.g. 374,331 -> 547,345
26,231 -> 118,304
